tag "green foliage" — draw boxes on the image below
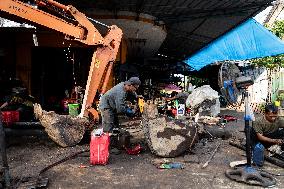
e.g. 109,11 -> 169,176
270,20 -> 284,38
251,21 -> 284,68
251,54 -> 284,68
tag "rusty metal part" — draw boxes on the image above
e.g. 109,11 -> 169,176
202,141 -> 221,168
0,112 -> 11,188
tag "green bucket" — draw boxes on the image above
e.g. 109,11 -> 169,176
68,103 -> 80,116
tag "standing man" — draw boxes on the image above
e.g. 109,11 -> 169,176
99,77 -> 141,133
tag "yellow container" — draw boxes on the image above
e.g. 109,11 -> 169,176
275,101 -> 281,107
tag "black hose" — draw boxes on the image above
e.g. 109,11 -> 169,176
39,149 -> 89,175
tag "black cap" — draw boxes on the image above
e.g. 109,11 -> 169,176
125,77 -> 141,85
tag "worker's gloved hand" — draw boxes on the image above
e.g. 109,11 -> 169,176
125,108 -> 135,117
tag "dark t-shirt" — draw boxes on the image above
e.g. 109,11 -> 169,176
253,116 -> 284,135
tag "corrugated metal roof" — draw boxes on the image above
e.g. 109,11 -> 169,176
58,0 -> 273,59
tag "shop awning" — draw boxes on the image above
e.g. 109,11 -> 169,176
185,18 -> 284,70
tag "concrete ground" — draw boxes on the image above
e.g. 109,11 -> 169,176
3,109 -> 284,189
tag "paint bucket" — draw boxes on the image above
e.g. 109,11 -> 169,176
68,103 -> 80,116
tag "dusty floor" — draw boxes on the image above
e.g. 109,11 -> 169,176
3,109 -> 284,189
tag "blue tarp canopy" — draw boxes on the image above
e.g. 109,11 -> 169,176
185,18 -> 284,70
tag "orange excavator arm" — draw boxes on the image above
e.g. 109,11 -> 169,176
0,0 -> 123,120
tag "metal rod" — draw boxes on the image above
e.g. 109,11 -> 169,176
87,17 -> 110,28
202,141 -> 221,168
0,112 -> 11,187
244,90 -> 252,166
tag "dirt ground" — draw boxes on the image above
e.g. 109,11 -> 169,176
3,109 -> 284,189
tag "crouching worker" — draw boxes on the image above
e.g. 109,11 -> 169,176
251,104 -> 284,166
98,77 -> 141,133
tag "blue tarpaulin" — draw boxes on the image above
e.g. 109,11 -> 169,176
185,18 -> 284,70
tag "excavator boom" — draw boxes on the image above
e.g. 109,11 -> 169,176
0,0 -> 103,44
0,0 -> 123,120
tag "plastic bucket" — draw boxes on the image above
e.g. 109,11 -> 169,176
68,103 -> 80,116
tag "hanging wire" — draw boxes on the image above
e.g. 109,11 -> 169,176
62,41 -> 76,86
71,52 -> 76,86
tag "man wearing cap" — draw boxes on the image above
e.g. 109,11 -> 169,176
99,77 -> 141,132
252,104 -> 284,147
250,104 -> 284,165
